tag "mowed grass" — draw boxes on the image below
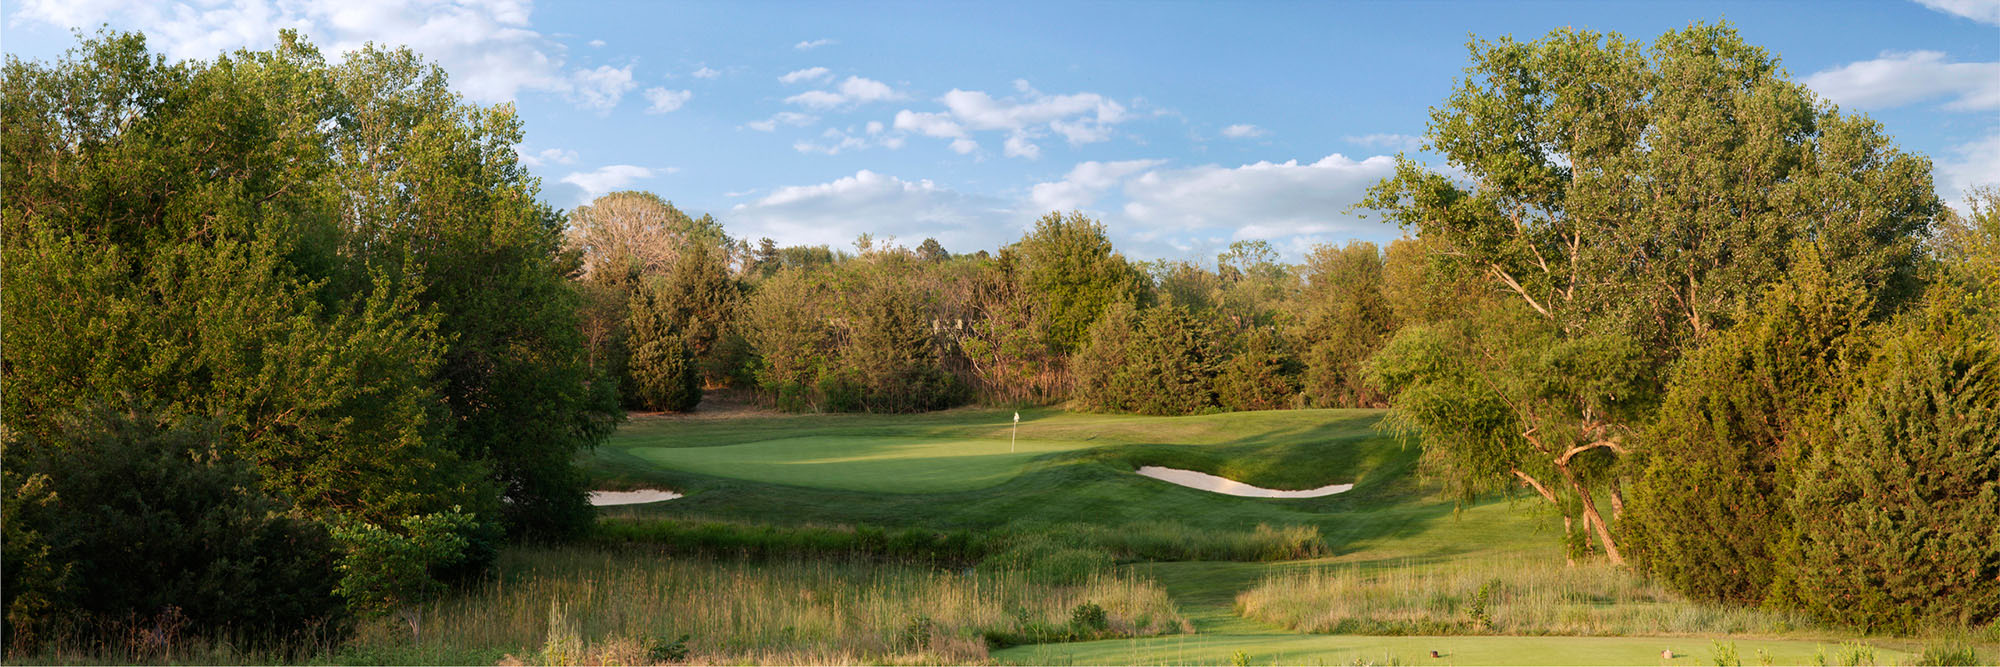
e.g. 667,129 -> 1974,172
626,436 -> 1105,493
991,633 -> 1917,666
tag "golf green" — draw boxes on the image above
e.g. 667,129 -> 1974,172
627,435 -> 1104,493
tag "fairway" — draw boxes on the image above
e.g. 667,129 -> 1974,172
992,633 -> 1915,666
627,435 -> 1104,493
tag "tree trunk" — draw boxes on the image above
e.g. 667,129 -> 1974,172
1609,484 -> 1625,521
1559,464 -> 1625,565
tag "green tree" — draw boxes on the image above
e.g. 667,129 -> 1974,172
1296,242 -> 1397,408
1014,211 -> 1145,356
1215,327 -> 1304,411
324,41 -> 621,539
626,277 -> 703,412
1360,23 -> 1940,562
1625,259 -> 1873,603
1785,293 -> 2000,632
2,410 -> 344,649
1075,305 -> 1226,415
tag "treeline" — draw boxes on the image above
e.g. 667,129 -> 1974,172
2,33 -> 618,651
571,208 -> 1465,417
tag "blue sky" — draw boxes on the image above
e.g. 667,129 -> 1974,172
5,0 -> 1996,260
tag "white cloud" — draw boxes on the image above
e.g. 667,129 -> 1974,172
1344,133 -> 1425,152
729,170 -> 1016,250
784,76 -> 902,109
1221,124 -> 1266,139
949,138 -> 979,154
1119,154 -> 1399,242
518,147 -> 579,168
6,0 -> 632,110
1804,50 -> 2000,111
692,66 -> 721,79
897,80 -> 1129,158
1028,159 -> 1166,212
1004,131 -> 1041,159
569,64 -> 635,112
1939,130 -> 2000,208
1915,0 -> 2000,25
643,87 -> 692,113
779,66 -> 831,84
794,38 -> 834,50
587,38 -> 605,47
745,111 -> 818,132
561,164 -> 658,202
893,110 -> 968,138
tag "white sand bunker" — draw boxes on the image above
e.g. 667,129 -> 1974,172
589,489 -> 683,506
1135,466 -> 1353,498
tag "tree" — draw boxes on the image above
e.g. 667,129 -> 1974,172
916,237 -> 951,263
564,191 -> 721,287
1296,242 -> 1397,408
1368,301 -> 1653,563
1075,305 -> 1227,415
1785,293 -> 2000,632
1014,211 -> 1146,356
326,42 -> 622,538
1360,23 -> 1941,562
1625,258 -> 1873,603
625,277 -> 703,412
1216,327 -> 1304,411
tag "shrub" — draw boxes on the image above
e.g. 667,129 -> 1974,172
1215,327 -> 1304,411
1074,304 -> 1226,415
1785,299 -> 2000,632
1626,269 -> 1872,605
1,409 -> 344,650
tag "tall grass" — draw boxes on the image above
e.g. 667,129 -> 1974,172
1236,556 -> 1825,638
338,546 -> 1189,665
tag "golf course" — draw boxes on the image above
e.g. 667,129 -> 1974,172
316,404 -> 1975,665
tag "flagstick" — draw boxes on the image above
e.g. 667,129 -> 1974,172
1011,412 -> 1020,453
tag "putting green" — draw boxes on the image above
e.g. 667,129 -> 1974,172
628,435 -> 1103,493
992,633 -> 1913,666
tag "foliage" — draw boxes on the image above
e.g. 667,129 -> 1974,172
1074,304 -> 1227,415
1296,241 -> 1397,407
1,409 -> 344,649
1784,293 -> 2000,633
1358,21 -> 1940,563
1626,259 -> 1873,605
625,276 -> 703,411
1014,211 -> 1146,355
1367,301 -> 1651,561
331,510 -> 480,618
1215,327 -> 1305,411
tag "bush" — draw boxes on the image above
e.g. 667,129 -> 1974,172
1786,300 -> 2000,632
1074,304 -> 1226,415
1626,271 -> 1872,605
1,409 -> 344,650
1215,327 -> 1303,411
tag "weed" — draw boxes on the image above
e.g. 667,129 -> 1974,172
646,634 -> 691,663
1069,602 -> 1109,634
1909,643 -> 1979,666
1711,640 -> 1740,666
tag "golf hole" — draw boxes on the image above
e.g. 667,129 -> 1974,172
1135,466 -> 1353,498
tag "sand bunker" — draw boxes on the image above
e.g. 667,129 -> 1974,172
588,489 -> 683,506
1135,466 -> 1353,498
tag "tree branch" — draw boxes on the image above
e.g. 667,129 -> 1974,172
1555,439 -> 1628,466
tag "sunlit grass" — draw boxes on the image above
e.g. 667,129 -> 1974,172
336,546 -> 1189,665
1236,556 -> 1826,638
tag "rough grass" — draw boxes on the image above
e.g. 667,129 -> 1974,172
333,546 -> 1189,665
1236,556 -> 1826,638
